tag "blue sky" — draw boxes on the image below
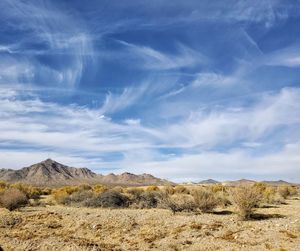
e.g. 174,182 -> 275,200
0,0 -> 300,182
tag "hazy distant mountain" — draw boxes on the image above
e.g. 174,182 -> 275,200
222,179 -> 256,186
222,179 -> 295,186
197,179 -> 220,184
0,159 -> 172,186
262,180 -> 294,186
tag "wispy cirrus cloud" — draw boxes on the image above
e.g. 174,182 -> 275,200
0,0 -> 300,182
0,86 -> 299,181
0,0 -> 94,87
118,40 -> 207,70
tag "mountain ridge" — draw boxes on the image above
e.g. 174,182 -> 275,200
0,159 -> 172,186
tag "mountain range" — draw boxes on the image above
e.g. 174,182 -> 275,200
0,159 -> 172,187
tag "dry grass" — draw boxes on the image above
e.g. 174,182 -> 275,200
0,183 -> 300,250
0,188 -> 28,211
192,188 -> 219,213
230,185 -> 262,220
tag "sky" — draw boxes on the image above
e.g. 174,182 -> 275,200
0,0 -> 300,182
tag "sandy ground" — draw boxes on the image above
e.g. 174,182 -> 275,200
0,198 -> 299,251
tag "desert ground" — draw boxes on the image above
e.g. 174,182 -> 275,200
0,193 -> 299,251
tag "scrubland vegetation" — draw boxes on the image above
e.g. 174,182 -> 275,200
0,181 -> 298,218
0,181 -> 299,250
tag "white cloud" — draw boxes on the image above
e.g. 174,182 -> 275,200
0,86 -> 299,181
116,142 -> 300,182
263,43 -> 300,68
118,40 -> 206,70
0,0 -> 94,87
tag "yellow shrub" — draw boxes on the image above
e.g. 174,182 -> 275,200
277,185 -> 296,199
162,185 -> 175,195
0,187 -> 6,196
0,181 -> 8,189
210,184 -> 225,193
42,188 -> 52,195
174,185 -> 189,194
125,187 -> 144,199
112,186 -> 124,193
53,190 -> 69,204
10,183 -> 42,199
253,182 -> 267,192
78,184 -> 92,191
262,186 -> 276,203
146,186 -> 159,191
92,185 -> 108,194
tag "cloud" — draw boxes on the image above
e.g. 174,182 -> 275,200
263,43 -> 300,67
118,40 -> 206,70
0,0 -> 94,87
0,86 -> 299,181
159,88 -> 300,148
117,142 -> 300,182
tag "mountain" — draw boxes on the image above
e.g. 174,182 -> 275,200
262,180 -> 294,186
197,179 -> 220,184
222,179 -> 256,186
0,159 -> 172,186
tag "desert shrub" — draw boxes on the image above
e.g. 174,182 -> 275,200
160,194 -> 196,214
53,190 -> 69,204
41,188 -> 52,195
162,185 -> 175,195
52,185 -> 84,204
287,186 -> 297,196
146,185 -> 159,191
262,186 -> 277,204
125,187 -> 144,202
62,186 -> 80,194
210,184 -> 225,193
0,188 -> 29,211
63,190 -> 94,205
10,183 -> 43,199
174,185 -> 189,194
253,182 -> 267,191
0,188 -> 5,196
112,186 -> 124,193
215,191 -> 231,207
252,183 -> 278,204
0,181 -> 8,189
133,191 -> 163,209
85,191 -> 129,208
78,184 -> 92,191
230,185 -> 262,220
192,188 -> 219,213
92,184 -> 108,194
277,186 -> 295,199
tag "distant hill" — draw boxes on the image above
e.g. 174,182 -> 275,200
0,159 -> 173,187
197,179 -> 220,184
222,179 -> 256,186
262,180 -> 295,186
222,179 -> 295,186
